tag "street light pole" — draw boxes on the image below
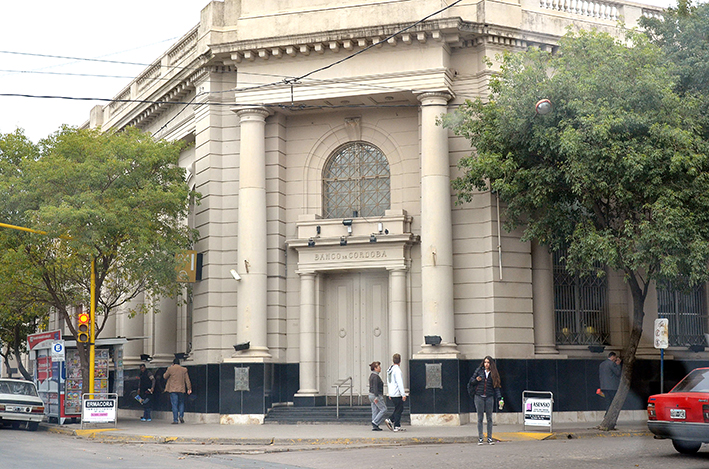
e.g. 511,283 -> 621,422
0,221 -> 96,394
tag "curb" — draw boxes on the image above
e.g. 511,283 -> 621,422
42,424 -> 652,446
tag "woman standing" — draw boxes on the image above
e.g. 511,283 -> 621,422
469,356 -> 503,445
368,361 -> 387,431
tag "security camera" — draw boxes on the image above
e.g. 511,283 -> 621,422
342,219 -> 353,226
230,269 -> 241,281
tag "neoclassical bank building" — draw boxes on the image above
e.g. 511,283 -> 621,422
69,0 -> 708,424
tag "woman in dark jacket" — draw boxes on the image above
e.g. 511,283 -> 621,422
368,361 -> 387,431
469,356 -> 502,445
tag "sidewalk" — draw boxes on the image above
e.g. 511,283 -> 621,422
41,418 -> 652,450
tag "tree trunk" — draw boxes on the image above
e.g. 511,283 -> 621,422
12,324 -> 32,381
599,272 -> 647,431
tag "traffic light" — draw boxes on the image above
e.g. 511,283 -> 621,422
77,312 -> 90,343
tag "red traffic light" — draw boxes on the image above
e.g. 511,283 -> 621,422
77,312 -> 90,343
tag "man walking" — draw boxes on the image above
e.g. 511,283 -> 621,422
599,351 -> 621,411
384,353 -> 407,432
138,364 -> 155,421
163,358 -> 192,424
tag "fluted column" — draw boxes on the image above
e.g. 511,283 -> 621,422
296,272 -> 318,395
389,268 -> 409,381
416,92 -> 458,356
234,107 -> 271,358
532,241 -> 559,354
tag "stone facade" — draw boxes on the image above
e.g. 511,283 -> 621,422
79,0 -> 707,424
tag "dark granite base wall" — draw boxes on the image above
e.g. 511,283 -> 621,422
410,357 -> 709,414
118,358 -> 709,415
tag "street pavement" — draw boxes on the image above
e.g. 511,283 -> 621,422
41,417 -> 652,450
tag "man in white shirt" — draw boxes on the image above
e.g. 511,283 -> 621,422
384,353 -> 407,431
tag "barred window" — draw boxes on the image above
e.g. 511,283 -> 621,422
657,281 -> 707,347
554,247 -> 609,345
323,142 -> 390,219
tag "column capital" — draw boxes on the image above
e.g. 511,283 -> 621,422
417,91 -> 452,106
232,106 -> 271,121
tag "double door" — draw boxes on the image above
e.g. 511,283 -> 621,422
325,271 -> 389,397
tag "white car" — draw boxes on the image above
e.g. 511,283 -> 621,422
0,379 -> 45,431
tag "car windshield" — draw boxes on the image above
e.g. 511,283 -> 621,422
0,380 -> 38,396
671,369 -> 709,393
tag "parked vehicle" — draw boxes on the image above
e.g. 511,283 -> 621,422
0,379 -> 45,431
647,367 -> 709,454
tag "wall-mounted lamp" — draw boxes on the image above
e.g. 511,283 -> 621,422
230,269 -> 241,281
424,335 -> 442,346
233,342 -> 250,352
316,225 -> 321,235
370,234 -> 377,243
587,345 -> 605,353
342,219 -> 353,235
340,236 -> 347,246
378,222 -> 383,234
308,237 -> 316,247
140,354 -> 153,362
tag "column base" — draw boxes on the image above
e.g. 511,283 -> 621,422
412,343 -> 460,359
534,345 -> 560,355
293,394 -> 326,407
228,346 -> 271,362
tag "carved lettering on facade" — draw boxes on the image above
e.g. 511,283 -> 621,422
313,250 -> 388,261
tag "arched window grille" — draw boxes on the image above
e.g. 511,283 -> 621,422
322,141 -> 390,218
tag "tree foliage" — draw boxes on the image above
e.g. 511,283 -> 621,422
642,0 -> 709,137
0,126 -> 198,391
443,29 -> 709,430
0,130 -> 49,379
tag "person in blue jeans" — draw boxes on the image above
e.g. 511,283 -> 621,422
163,358 -> 192,424
469,356 -> 503,445
138,364 -> 155,421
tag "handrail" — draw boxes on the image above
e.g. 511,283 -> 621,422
331,377 -> 353,419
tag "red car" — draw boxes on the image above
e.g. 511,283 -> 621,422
647,367 -> 709,454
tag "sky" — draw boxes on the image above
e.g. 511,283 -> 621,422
0,0 -> 679,143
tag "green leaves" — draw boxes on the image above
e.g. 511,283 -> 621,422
0,126 -> 199,342
444,28 -> 709,287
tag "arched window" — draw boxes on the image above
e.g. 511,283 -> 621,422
323,142 -> 390,218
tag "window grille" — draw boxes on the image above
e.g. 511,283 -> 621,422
657,281 -> 707,346
323,142 -> 390,219
553,248 -> 609,345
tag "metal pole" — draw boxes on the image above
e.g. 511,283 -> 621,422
90,258 -> 96,396
660,348 -> 664,394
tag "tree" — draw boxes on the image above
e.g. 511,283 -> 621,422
442,29 -> 709,430
2,126 -> 198,394
0,130 -> 49,379
641,0 -> 709,138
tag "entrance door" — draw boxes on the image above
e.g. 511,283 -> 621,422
325,271 -> 388,397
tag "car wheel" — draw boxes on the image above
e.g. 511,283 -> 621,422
27,421 -> 39,432
672,439 -> 702,454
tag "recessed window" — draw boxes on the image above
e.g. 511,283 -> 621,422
553,247 -> 609,345
657,280 -> 707,347
323,142 -> 390,219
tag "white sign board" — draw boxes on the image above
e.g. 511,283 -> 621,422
524,397 -> 552,427
50,340 -> 65,362
82,398 -> 117,423
654,318 -> 669,349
